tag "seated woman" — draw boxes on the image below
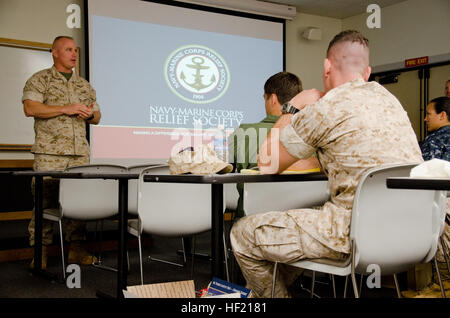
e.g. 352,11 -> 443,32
420,96 -> 450,265
421,96 -> 450,161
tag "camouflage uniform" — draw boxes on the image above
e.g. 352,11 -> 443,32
230,79 -> 423,297
22,65 -> 100,246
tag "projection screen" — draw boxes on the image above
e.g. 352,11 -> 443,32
86,0 -> 285,165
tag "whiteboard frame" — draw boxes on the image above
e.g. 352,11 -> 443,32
0,37 -> 80,152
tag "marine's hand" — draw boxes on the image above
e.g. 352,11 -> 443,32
289,89 -> 324,111
77,103 -> 95,120
63,103 -> 92,117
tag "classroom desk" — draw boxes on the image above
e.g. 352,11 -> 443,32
143,172 -> 328,281
13,170 -> 139,299
13,170 -> 327,298
386,177 -> 450,191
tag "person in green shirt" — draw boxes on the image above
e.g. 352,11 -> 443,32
228,72 -> 319,217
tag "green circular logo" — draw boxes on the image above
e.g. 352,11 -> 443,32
165,45 -> 230,104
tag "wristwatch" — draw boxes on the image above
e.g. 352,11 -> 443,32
281,102 -> 299,115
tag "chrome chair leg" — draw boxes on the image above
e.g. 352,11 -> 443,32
91,220 -> 118,273
94,220 -> 101,264
95,220 -> 104,265
138,234 -> 144,285
343,275 -> 348,298
359,274 -> 364,297
310,271 -> 316,298
393,273 -> 402,298
223,232 -> 230,282
351,243 -> 360,298
181,237 -> 187,264
190,236 -> 196,278
350,271 -> 359,298
434,257 -> 446,298
58,220 -> 66,280
330,274 -> 336,298
271,262 -> 278,298
148,237 -> 187,267
440,237 -> 450,274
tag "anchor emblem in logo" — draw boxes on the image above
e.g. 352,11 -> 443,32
165,45 -> 230,104
180,57 -> 216,92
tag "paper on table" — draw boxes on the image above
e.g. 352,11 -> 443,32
125,280 -> 196,298
281,167 -> 321,174
240,167 -> 320,175
205,292 -> 242,298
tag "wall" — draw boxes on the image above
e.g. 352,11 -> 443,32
342,0 -> 450,70
0,0 -> 85,66
0,0 -> 341,160
0,0 -> 84,160
285,13 -> 342,91
342,0 -> 450,141
1,0 -> 449,159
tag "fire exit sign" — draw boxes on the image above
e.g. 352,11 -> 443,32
405,56 -> 429,68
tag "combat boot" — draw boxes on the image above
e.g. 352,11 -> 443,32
68,241 -> 98,265
29,245 -> 48,269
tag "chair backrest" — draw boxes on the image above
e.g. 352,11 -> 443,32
137,165 -> 213,236
351,163 -> 447,276
127,164 -> 159,215
59,164 -> 127,220
242,180 -> 330,216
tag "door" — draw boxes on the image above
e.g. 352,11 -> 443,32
373,62 -> 450,142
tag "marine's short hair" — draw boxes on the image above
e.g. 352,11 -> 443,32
51,36 -> 74,50
327,30 -> 369,57
263,72 -> 302,105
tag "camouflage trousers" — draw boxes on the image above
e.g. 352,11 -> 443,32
28,154 -> 89,246
230,211 -> 347,298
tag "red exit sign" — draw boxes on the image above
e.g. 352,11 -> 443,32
405,56 -> 428,68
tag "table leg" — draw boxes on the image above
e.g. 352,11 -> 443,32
211,183 -> 224,279
31,175 -> 59,282
33,175 -> 43,272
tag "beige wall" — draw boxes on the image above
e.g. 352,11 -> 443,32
0,0 -> 449,159
286,0 -> 450,89
342,0 -> 450,69
0,0 -> 85,74
429,64 -> 450,100
0,0 -> 84,160
285,13 -> 341,91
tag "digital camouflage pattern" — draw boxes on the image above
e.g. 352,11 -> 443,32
28,154 -> 89,246
22,65 -> 99,156
231,79 -> 423,297
169,144 -> 232,175
23,65 -> 98,246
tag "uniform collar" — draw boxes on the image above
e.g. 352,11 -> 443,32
435,125 -> 450,133
261,114 -> 279,123
322,78 -> 366,100
51,65 -> 79,82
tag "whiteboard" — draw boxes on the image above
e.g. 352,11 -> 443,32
0,44 -> 53,147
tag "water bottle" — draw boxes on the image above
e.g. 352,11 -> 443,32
214,124 -> 227,162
